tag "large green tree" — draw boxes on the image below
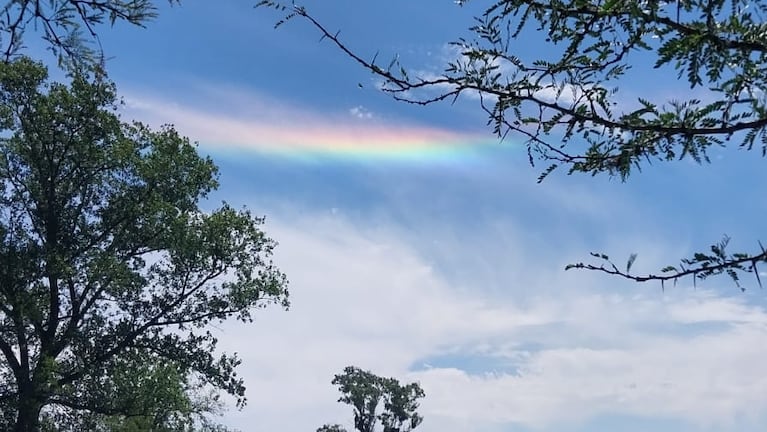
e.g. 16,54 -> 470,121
260,0 -> 767,290
317,366 -> 425,432
0,57 -> 288,432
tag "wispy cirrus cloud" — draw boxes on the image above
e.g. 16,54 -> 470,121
121,86 -> 508,164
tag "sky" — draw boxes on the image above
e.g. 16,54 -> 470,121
33,1 -> 767,431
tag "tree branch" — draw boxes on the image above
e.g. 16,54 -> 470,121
282,5 -> 767,138
567,242 -> 767,291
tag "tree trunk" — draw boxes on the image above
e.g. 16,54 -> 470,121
13,389 -> 43,432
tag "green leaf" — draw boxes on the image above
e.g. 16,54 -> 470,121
626,253 -> 638,273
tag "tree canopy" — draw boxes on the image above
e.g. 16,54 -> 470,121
0,57 -> 288,432
259,0 -> 767,290
41,353 -> 235,432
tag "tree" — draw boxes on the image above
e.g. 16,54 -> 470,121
0,57 -> 289,431
319,366 -> 425,432
40,353 -> 236,432
0,0 -> 177,66
317,424 -> 348,432
259,0 -> 767,290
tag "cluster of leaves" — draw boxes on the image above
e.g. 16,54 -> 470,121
259,0 -> 767,289
39,352 -> 235,432
318,366 -> 425,432
0,57 -> 288,431
0,0 -> 176,66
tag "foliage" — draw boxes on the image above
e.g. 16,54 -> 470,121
0,0 -> 176,66
317,424 -> 348,432
0,57 -> 288,431
259,0 -> 767,289
39,352 -> 237,432
320,366 -> 425,432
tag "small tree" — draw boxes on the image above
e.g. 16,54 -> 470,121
0,57 -> 288,432
260,0 -> 767,290
317,424 -> 348,432
319,366 -> 425,432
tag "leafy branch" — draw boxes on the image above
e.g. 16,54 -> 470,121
566,236 -> 767,291
259,0 -> 767,180
0,0 -> 178,67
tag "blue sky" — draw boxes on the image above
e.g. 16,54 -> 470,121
40,1 -> 767,431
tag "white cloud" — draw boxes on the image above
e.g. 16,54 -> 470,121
212,209 -> 767,432
349,105 -> 374,119
668,294 -> 767,325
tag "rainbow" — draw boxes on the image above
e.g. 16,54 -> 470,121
205,124 -> 514,165
125,94 -> 518,164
